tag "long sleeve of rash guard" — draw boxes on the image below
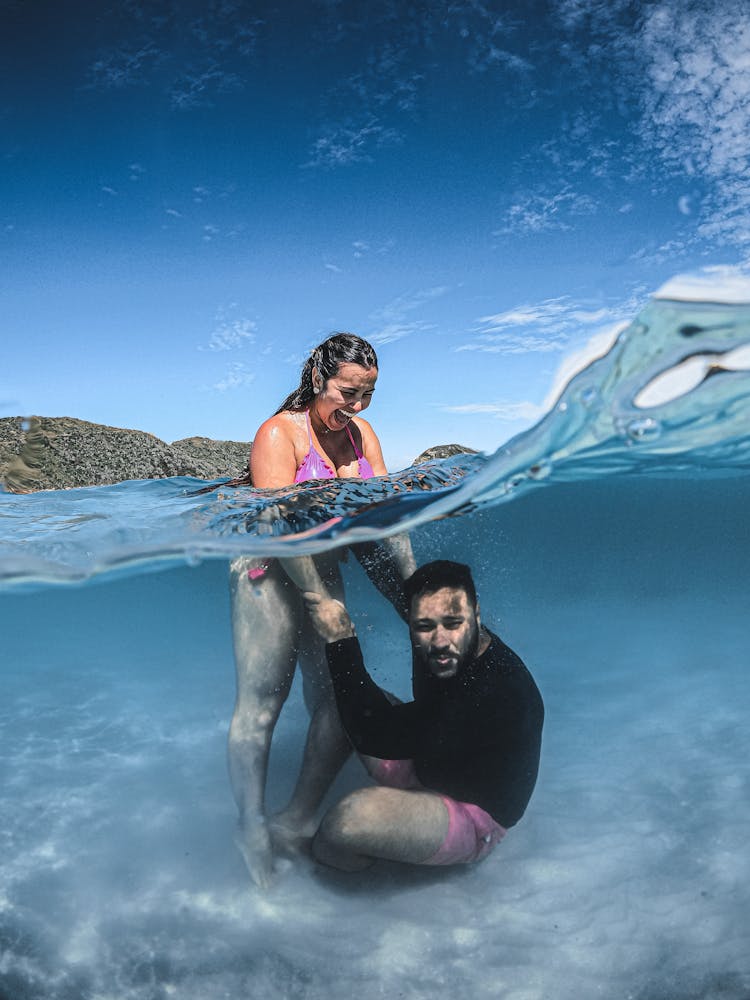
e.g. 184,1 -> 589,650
325,636 -> 420,759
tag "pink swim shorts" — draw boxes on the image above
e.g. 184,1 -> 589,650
362,756 -> 506,866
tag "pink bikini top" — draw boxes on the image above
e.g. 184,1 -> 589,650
294,410 -> 375,483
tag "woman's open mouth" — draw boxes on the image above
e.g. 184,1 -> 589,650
333,409 -> 355,427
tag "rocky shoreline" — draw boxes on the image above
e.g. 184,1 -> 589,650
0,416 -> 475,492
0,416 -> 251,493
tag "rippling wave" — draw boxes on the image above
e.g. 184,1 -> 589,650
2,283 -> 749,589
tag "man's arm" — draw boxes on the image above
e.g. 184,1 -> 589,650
303,594 -> 419,758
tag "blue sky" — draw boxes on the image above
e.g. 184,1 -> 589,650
3,0 -> 750,470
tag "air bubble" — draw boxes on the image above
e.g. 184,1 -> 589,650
679,324 -> 704,338
528,460 -> 551,480
624,416 -> 661,442
579,386 -> 601,409
504,473 -> 526,493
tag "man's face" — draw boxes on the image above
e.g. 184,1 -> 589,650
409,586 -> 480,679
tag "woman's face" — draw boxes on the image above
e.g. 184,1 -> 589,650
312,362 -> 378,432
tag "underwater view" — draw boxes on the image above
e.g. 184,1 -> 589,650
2,290 -> 749,999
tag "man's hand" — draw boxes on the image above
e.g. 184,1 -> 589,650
303,593 -> 356,643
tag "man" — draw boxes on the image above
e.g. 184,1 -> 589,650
303,560 -> 544,872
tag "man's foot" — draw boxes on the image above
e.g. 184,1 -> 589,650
234,819 -> 275,890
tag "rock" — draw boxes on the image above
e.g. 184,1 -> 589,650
170,436 -> 251,480
412,443 -> 477,464
0,416 -> 250,493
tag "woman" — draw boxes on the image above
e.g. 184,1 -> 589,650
229,333 -> 415,889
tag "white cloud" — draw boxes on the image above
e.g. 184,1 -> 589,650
87,6 -> 262,104
170,64 -> 242,110
367,286 -> 449,345
457,334 -> 569,355
497,187 -> 598,235
368,321 -> 431,346
352,238 -> 394,259
553,0 -> 633,32
637,0 -> 750,245
89,43 -> 161,89
439,400 -> 544,421
212,363 -> 256,393
458,297 -> 611,355
305,119 -> 401,168
203,318 -> 256,352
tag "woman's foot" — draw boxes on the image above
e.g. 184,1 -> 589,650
234,818 -> 275,890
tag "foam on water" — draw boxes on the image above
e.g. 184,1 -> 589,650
1,280 -> 750,999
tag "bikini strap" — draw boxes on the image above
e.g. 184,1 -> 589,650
345,422 -> 364,459
304,409 -> 315,447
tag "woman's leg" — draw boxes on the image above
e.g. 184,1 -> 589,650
270,562 -> 352,852
228,557 -> 302,889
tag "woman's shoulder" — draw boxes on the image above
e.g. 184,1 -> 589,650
254,410 -> 304,441
251,410 -> 308,487
351,414 -> 378,440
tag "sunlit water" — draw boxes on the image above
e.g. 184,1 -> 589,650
2,287 -> 750,999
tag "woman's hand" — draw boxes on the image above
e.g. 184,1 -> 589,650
302,593 -> 355,643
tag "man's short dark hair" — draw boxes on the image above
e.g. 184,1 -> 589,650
404,560 -> 477,610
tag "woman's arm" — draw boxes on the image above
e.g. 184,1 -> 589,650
250,416 -> 299,489
351,537 -> 415,620
280,554 -> 331,597
350,418 -> 417,617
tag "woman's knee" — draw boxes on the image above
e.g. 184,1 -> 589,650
229,689 -> 286,746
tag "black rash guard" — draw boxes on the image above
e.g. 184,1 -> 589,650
325,630 -> 544,829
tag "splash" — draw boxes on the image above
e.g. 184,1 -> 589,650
2,281 -> 749,588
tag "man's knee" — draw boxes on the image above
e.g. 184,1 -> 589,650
317,788 -> 382,844
312,791 -> 381,870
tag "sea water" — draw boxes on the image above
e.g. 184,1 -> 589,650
1,286 -> 749,999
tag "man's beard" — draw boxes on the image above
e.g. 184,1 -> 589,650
414,619 -> 480,679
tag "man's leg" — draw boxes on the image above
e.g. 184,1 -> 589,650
312,786 -> 450,871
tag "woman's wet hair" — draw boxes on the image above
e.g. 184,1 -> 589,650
403,560 -> 478,610
274,333 -> 378,414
